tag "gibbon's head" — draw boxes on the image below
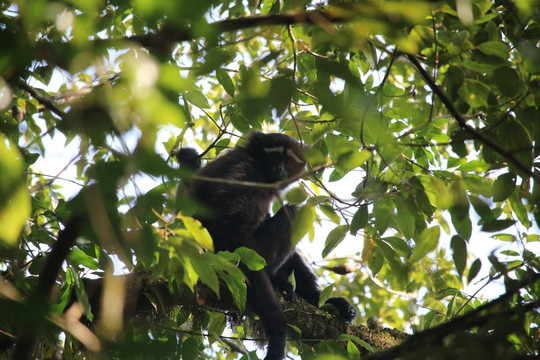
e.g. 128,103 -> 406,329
176,147 -> 201,171
244,131 -> 307,183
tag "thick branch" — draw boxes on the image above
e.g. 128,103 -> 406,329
13,216 -> 82,360
364,272 -> 540,360
77,273 -> 405,355
125,9 -> 348,48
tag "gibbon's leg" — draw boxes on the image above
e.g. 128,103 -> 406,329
253,205 -> 297,273
277,253 -> 357,322
244,268 -> 286,360
270,266 -> 297,302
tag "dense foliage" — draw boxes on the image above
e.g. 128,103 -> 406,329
1,0 -> 539,359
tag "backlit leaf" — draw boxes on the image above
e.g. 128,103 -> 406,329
467,258 -> 482,284
450,235 -> 467,278
322,225 -> 349,258
350,204 -> 368,235
411,226 -> 440,261
291,206 -> 315,246
492,173 -> 515,202
216,69 -> 235,97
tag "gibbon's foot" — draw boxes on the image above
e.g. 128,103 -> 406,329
325,297 -> 357,323
284,288 -> 298,303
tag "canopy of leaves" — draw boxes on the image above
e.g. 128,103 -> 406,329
0,0 -> 539,359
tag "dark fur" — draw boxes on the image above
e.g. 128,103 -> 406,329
177,132 -> 356,360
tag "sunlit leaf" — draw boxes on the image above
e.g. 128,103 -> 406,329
234,247 -> 266,271
179,216 -> 214,251
0,135 -> 30,246
285,186 -> 308,204
420,176 -> 451,209
318,283 -> 334,307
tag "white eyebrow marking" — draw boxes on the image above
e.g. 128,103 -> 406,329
286,148 -> 304,163
263,146 -> 284,154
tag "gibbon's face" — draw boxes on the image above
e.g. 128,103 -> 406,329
248,132 -> 307,182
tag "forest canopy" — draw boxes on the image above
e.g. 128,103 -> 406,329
0,0 -> 539,359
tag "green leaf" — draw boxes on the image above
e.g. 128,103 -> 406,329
261,0 -> 276,14
492,66 -> 522,97
0,135 -> 30,246
216,69 -> 235,97
191,256 -> 220,296
459,79 -> 491,108
234,247 -> 266,271
318,283 -> 334,307
394,197 -> 415,240
179,216 -> 214,251
450,235 -> 467,278
508,192 -> 530,228
467,258 -> 482,284
420,176 -> 451,209
350,204 -> 368,235
367,247 -> 384,276
477,41 -> 509,59
208,313 -> 227,335
339,334 -> 376,353
451,210 -> 472,241
449,178 -> 469,221
469,195 -> 495,222
322,225 -> 349,258
491,233 -> 517,242
335,149 -> 371,175
372,197 -> 393,235
526,234 -> 540,242
498,121 -> 533,176
184,89 -> 210,108
411,226 -> 440,261
181,337 -> 200,360
492,173 -> 515,202
216,267 -> 247,312
291,206 -> 315,246
347,341 -> 361,360
285,186 -> 308,204
320,204 -> 340,224
69,249 -> 99,270
481,219 -> 516,232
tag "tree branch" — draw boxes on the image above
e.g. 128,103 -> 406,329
13,216 -> 82,360
14,80 -> 66,119
404,53 -> 539,182
364,272 -> 540,360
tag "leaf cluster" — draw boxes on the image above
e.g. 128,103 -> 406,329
0,0 -> 539,359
